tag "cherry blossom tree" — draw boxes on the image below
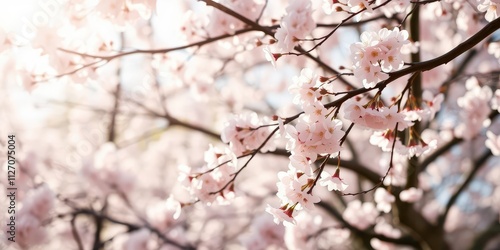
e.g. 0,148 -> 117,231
1,0 -> 500,249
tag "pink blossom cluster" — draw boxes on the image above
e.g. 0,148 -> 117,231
275,0 -> 315,52
221,112 -> 276,155
343,98 -> 412,131
350,27 -> 410,88
178,145 -> 237,204
266,69 -> 347,225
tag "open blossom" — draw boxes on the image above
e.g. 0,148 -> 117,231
276,169 -> 320,211
288,68 -> 321,109
266,204 -> 296,225
285,114 -> 344,163
319,168 -> 348,192
477,0 -> 500,22
422,90 -> 444,120
263,46 -> 280,67
275,0 -> 315,51
350,27 -> 409,88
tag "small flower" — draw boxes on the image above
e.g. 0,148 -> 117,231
266,204 -> 296,225
319,168 -> 348,192
263,46 -> 281,67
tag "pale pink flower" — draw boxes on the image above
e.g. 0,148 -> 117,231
266,204 -> 296,225
351,27 -> 409,88
319,168 -> 348,192
422,90 -> 444,120
275,22 -> 297,52
289,68 -> 320,108
478,0 -> 500,22
263,46 -> 280,68
275,0 -> 315,52
277,170 -> 320,210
